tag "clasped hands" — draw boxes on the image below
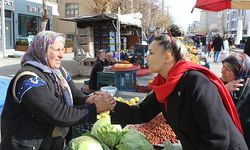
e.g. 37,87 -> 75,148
85,92 -> 116,114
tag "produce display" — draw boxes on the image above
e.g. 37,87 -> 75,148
67,135 -> 103,150
67,117 -> 155,150
128,114 -> 178,145
98,96 -> 141,119
68,94 -> 182,150
188,53 -> 200,64
114,96 -> 140,106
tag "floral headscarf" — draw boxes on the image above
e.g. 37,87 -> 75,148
21,31 -> 65,67
21,31 -> 73,105
222,52 -> 250,80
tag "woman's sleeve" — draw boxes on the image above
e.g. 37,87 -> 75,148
16,75 -> 97,127
111,92 -> 161,124
189,75 -> 231,149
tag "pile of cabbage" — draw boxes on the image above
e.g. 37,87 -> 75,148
66,117 -> 154,150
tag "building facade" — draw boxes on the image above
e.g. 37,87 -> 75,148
53,0 -> 95,41
225,9 -> 250,35
196,9 -> 250,36
0,0 -> 58,53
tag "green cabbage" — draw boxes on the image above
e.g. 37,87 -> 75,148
67,135 -> 103,150
116,129 -> 154,150
91,119 -> 123,150
91,117 -> 111,136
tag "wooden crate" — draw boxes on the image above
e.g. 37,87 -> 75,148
16,45 -> 28,51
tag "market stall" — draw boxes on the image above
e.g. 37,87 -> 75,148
61,13 -> 147,76
61,13 -> 144,61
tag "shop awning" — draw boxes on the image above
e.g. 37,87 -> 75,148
193,0 -> 250,12
60,13 -> 142,27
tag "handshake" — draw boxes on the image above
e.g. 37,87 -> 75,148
85,92 -> 116,114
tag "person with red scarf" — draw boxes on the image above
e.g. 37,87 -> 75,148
110,24 -> 248,150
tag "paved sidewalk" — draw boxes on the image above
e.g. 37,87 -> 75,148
0,52 -> 79,77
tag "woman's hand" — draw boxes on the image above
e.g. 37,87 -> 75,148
225,79 -> 244,93
85,95 -> 97,104
94,92 -> 116,113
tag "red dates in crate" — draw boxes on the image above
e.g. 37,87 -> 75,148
128,113 -> 178,145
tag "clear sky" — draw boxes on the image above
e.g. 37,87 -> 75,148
166,0 -> 201,31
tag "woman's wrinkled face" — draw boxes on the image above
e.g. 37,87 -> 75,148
146,41 -> 167,73
221,62 -> 236,83
48,41 -> 64,69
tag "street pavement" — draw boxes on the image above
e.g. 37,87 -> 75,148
0,51 -> 223,88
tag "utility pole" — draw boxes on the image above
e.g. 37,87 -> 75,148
162,0 -> 164,13
1,0 -> 6,57
40,0 -> 49,32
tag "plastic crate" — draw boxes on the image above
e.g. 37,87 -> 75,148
97,72 -> 116,88
115,70 -> 136,92
70,123 -> 93,139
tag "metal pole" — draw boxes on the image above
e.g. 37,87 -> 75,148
117,19 -> 121,61
1,0 -> 6,57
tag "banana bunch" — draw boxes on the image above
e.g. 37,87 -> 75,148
97,96 -> 141,119
188,53 -> 200,64
114,96 -> 140,106
97,111 -> 110,119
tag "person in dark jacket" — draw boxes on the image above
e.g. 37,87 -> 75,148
88,50 -> 117,91
212,33 -> 224,63
0,31 -> 116,150
221,52 -> 250,148
110,24 -> 248,150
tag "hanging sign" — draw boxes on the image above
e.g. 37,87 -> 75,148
0,0 -> 14,7
27,4 -> 43,14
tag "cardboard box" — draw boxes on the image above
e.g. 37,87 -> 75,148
80,42 -> 94,52
78,27 -> 93,35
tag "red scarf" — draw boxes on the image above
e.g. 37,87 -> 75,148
150,60 -> 243,134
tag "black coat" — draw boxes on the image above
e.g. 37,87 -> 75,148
111,71 -> 248,150
233,77 -> 250,148
1,65 -> 97,150
89,59 -> 107,91
212,36 -> 224,51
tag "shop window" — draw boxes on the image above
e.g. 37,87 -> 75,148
67,34 -> 75,42
65,3 -> 79,17
18,14 -> 39,37
5,10 -> 12,18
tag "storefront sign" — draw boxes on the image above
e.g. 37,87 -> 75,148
27,4 -> 43,14
0,0 -> 14,7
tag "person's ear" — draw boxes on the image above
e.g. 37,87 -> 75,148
164,51 -> 173,64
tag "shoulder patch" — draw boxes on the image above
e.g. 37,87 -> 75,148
16,76 -> 47,102
66,73 -> 72,82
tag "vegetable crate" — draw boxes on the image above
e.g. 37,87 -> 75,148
70,123 -> 93,139
97,72 -> 116,88
115,70 -> 136,92
97,70 -> 136,92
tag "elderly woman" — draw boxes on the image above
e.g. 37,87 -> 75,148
1,31 -> 116,150
221,52 -> 250,148
110,24 -> 248,149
